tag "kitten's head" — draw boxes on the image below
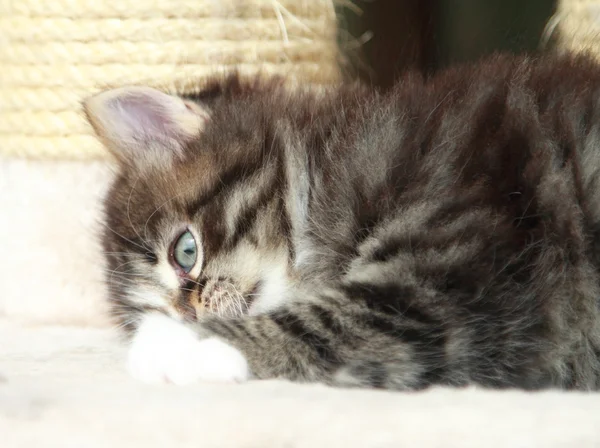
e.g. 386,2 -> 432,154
85,76 -> 294,333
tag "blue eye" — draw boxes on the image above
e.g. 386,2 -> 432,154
172,231 -> 197,273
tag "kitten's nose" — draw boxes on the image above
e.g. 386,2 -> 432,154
199,277 -> 248,318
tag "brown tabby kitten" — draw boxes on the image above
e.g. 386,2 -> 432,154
86,53 -> 600,390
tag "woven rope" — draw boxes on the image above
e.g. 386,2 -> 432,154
0,0 -> 342,160
1,0 -> 332,19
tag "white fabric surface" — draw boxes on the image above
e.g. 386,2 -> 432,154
1,159 -> 600,447
0,159 -> 112,326
1,320 -> 600,447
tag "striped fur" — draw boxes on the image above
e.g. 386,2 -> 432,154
97,53 -> 600,390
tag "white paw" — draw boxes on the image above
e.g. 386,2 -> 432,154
127,313 -> 249,385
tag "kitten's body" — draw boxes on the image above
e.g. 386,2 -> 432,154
88,53 -> 600,390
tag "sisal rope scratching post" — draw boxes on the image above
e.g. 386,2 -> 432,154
547,0 -> 600,55
0,0 -> 343,160
0,0 -> 345,326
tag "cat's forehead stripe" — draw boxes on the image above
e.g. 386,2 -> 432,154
184,157 -> 264,217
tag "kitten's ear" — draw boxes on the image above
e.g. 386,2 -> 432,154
84,86 -> 208,167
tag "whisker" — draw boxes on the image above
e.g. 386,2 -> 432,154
103,252 -> 143,257
224,290 -> 234,316
108,259 -> 141,286
234,291 -> 244,316
102,223 -> 149,252
143,192 -> 182,243
217,295 -> 225,318
105,279 -> 135,288
236,297 -> 244,316
179,277 -> 205,288
127,175 -> 151,249
108,271 -> 149,278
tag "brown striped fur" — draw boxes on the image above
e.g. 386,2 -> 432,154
93,53 -> 600,390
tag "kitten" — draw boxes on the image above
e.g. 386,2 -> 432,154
85,53 -> 600,390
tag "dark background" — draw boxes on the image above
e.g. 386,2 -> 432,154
340,0 -> 557,88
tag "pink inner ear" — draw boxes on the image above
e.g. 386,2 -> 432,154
86,85 -> 207,164
109,92 -> 179,143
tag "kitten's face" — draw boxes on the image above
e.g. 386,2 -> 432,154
85,81 -> 292,332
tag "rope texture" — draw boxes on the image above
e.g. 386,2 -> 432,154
0,0 -> 341,160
